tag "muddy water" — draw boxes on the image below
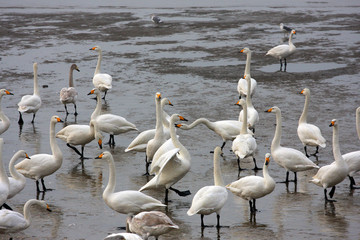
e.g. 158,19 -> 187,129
1,1 -> 360,239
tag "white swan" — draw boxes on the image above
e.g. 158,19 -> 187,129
232,99 -> 259,170
266,107 -> 319,182
226,153 -> 275,212
90,46 -> 112,100
0,139 -> 9,209
127,211 -> 178,240
298,88 -> 326,157
0,89 -> 13,135
125,98 -> 173,153
17,62 -> 42,124
187,146 -> 228,227
15,116 -> 63,192
104,232 -> 143,240
237,47 -> 257,98
266,29 -> 296,71
310,119 -> 349,202
60,63 -> 80,116
343,106 -> 360,189
96,151 -> 166,215
238,75 -> 259,132
140,114 -> 191,203
7,150 -> 30,199
89,88 -> 138,146
0,199 -> 51,234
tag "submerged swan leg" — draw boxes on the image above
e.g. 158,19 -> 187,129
74,103 -> 78,116
252,157 -> 262,171
18,112 -> 24,125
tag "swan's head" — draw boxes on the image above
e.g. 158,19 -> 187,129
95,151 -> 112,160
51,115 -> 63,123
171,114 -> 188,123
161,98 -> 173,106
240,47 -> 251,54
0,89 -> 14,97
234,99 -> 246,108
291,30 -> 296,35
265,153 -> 271,166
265,106 -> 280,113
87,88 -> 101,96
90,46 -> 102,52
20,150 -> 31,159
156,92 -> 162,100
329,119 -> 338,127
300,88 -> 310,96
71,64 -> 80,72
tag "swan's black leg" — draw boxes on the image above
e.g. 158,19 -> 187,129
253,157 -> 262,170
280,59 -> 283,71
41,178 -> 53,192
74,103 -> 78,116
102,90 -> 107,100
18,112 -> 24,125
201,214 -> 205,228
66,143 -> 82,157
31,113 -> 36,123
294,172 -> 297,183
304,146 -> 310,157
64,105 -> 69,115
284,58 -> 287,72
216,214 -> 221,228
169,186 -> 191,197
329,186 -> 336,198
349,176 -> 360,189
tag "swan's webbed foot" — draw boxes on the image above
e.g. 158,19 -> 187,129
169,187 -> 191,197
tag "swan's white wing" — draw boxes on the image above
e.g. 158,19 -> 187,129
60,87 -> 78,103
17,95 -> 41,113
93,73 -> 112,91
0,209 -> 27,232
125,129 -> 156,152
151,148 -> 180,178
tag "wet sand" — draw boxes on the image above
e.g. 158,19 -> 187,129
1,1 -> 360,239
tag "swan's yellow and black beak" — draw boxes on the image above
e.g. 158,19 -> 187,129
5,90 -> 13,95
265,107 -> 273,113
25,153 -> 30,159
175,124 -> 182,128
265,155 -> 270,166
179,116 -> 188,121
98,138 -> 103,149
168,100 -> 173,106
329,120 -> 336,127
156,93 -> 161,99
95,153 -> 104,159
90,47 -> 96,50
87,89 -> 95,95
56,117 -> 64,123
300,89 -> 305,94
46,204 -> 52,212
75,67 -> 80,72
240,48 -> 245,53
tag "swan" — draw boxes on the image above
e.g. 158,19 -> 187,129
140,114 -> 191,203
298,88 -> 326,157
151,14 -> 163,24
237,47 -> 257,99
238,74 -> 259,132
0,89 -> 13,135
226,153 -> 275,212
125,98 -> 173,153
343,106 -> 360,189
90,46 -> 112,100
127,211 -> 178,240
0,199 -> 51,234
176,117 -> 252,152
7,150 -> 30,200
95,151 -> 166,215
266,107 -> 319,183
232,99 -> 259,170
60,63 -> 80,116
88,88 -> 138,146
187,146 -> 228,228
15,116 -> 63,192
17,62 -> 42,124
310,119 -> 349,202
104,232 -> 143,240
266,29 -> 296,71
0,138 -> 10,209
280,23 -> 293,37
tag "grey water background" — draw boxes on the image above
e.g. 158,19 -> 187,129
1,0 -> 360,239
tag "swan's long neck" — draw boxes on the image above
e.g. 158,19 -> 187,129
23,199 -> 40,228
103,155 -> 116,198
94,50 -> 102,75
170,116 -> 190,160
50,121 -> 63,164
245,77 -> 254,108
33,64 -> 40,96
240,102 -> 248,135
288,33 -> 295,47
91,92 -> 102,120
0,139 -> 8,185
9,151 -> 24,181
244,51 -> 252,76
213,151 -> 224,187
0,95 -> 9,124
271,110 -> 282,150
154,97 -> 164,137
332,123 -> 344,165
69,67 -> 75,88
183,118 -> 215,131
299,93 -> 309,124
356,107 -> 360,141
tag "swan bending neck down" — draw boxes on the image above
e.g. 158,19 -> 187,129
187,146 -> 228,228
96,151 -> 166,216
298,88 -> 326,157
266,106 -> 319,183
310,119 -> 349,202
15,116 -> 63,192
7,150 -> 30,199
90,46 -> 112,100
139,114 -> 192,203
0,89 -> 13,135
0,199 -> 51,234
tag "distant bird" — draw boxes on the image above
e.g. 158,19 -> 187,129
89,46 -> 112,100
151,14 -> 163,24
310,119 -> 349,202
266,29 -> 296,72
60,64 -> 80,116
0,89 -> 14,135
226,153 -> 275,212
17,63 -> 42,124
237,47 -> 257,99
104,232 -> 143,240
7,150 -> 30,200
280,23 -> 293,37
298,88 -> 326,157
187,146 -> 228,228
127,211 -> 178,240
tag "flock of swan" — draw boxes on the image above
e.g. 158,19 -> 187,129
0,26 -> 359,240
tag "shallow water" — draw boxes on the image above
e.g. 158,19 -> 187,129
1,1 -> 360,240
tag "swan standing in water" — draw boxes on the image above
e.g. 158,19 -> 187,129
90,46 -> 112,100
266,29 -> 296,72
266,107 -> 319,183
127,211 -> 178,240
95,152 -> 166,216
343,107 -> 360,189
60,64 -> 80,116
0,199 -> 51,234
310,119 -> 349,202
226,153 -> 275,212
233,99 -> 259,170
15,116 -> 63,192
187,146 -> 228,228
298,88 -> 326,157
237,48 -> 257,99
7,150 -> 30,200
0,89 -> 14,135
0,139 -> 10,209
140,114 -> 191,203
17,62 -> 42,124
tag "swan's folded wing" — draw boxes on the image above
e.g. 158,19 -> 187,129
154,148 -> 180,185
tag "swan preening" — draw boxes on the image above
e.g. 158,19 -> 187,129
310,119 -> 348,202
266,106 -> 319,183
0,89 -> 14,135
237,47 -> 257,99
90,46 -> 112,100
226,153 -> 275,212
298,88 -> 326,157
17,62 -> 42,124
0,199 -> 51,234
60,63 -> 80,116
187,146 -> 228,228
266,29 -> 296,72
